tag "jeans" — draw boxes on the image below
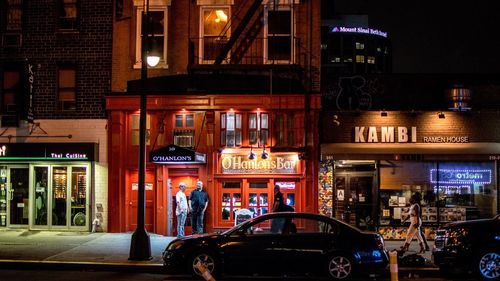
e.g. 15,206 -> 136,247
191,212 -> 205,234
177,212 -> 187,238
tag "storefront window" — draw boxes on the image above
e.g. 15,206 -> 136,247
52,167 -> 67,226
34,166 -> 49,226
71,167 -> 87,226
249,181 -> 269,216
221,181 -> 241,221
379,160 -> 497,228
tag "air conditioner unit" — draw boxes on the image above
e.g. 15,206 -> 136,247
174,135 -> 193,148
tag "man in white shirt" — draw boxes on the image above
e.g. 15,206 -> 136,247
176,182 -> 189,237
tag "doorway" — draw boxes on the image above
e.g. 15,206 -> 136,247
7,166 -> 29,227
333,161 -> 377,230
128,170 -> 155,232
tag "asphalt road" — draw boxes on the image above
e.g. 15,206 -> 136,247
0,269 -> 480,281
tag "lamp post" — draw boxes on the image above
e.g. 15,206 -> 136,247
129,0 -> 158,261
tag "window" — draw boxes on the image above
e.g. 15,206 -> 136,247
221,182 -> 241,221
221,112 -> 242,147
131,114 -> 151,146
134,1 -> 169,68
57,65 -> 76,111
248,112 -> 269,146
58,0 -> 78,30
248,181 -> 269,217
355,42 -> 364,50
1,0 -> 23,47
265,5 -> 293,63
1,70 -> 20,114
274,112 -> 303,146
200,7 -> 229,63
174,113 -> 195,148
356,55 -> 365,63
367,56 -> 376,64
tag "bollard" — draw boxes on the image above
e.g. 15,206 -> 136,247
389,250 -> 399,281
195,261 -> 216,281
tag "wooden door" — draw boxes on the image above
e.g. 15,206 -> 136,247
129,170 -> 155,232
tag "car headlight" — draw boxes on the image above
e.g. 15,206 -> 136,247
167,241 -> 184,250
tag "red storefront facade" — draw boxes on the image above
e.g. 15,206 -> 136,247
109,0 -> 321,234
106,93 -> 320,235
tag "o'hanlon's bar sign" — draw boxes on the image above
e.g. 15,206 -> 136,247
221,153 -> 298,174
150,144 -> 206,164
354,126 -> 470,144
0,143 -> 97,161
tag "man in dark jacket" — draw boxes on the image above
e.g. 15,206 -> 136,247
189,180 -> 208,234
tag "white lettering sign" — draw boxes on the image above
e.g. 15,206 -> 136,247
354,126 -> 417,143
221,154 -> 298,174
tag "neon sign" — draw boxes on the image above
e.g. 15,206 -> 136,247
330,26 -> 388,38
430,169 -> 492,185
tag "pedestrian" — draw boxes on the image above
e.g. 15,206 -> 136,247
401,194 -> 426,254
414,192 -> 430,251
175,182 -> 189,238
189,180 -> 209,234
271,184 -> 286,233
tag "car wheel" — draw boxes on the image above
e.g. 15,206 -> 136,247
327,253 -> 354,280
477,252 -> 500,280
189,251 -> 218,278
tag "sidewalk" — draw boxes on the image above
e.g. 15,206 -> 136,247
0,229 -> 439,276
0,229 -> 174,272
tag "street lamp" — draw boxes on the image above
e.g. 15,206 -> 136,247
129,0 -> 158,261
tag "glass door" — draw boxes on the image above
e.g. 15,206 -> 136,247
8,166 -> 30,226
32,165 -> 89,230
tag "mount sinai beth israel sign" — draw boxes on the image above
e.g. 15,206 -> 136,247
221,153 -> 298,174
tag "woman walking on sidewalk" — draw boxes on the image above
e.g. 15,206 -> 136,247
401,194 -> 426,254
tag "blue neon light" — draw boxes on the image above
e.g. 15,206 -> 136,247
430,169 -> 492,185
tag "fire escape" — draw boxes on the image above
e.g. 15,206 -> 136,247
189,0 -> 306,86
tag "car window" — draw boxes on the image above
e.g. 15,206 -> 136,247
284,217 -> 338,235
239,217 -> 280,235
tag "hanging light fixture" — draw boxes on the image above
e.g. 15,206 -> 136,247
261,145 -> 269,159
248,146 -> 256,160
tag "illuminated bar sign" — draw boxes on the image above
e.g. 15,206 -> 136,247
221,153 -> 298,174
430,169 -> 492,185
0,143 -> 97,161
150,144 -> 206,164
330,26 -> 388,38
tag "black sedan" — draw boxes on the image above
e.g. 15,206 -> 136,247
163,212 -> 388,280
432,214 -> 500,280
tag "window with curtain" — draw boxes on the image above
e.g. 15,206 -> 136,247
220,112 -> 241,147
58,0 -> 78,30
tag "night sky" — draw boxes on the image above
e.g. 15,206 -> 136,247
332,0 -> 500,73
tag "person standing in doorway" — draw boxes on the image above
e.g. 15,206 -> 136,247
271,184 -> 285,233
175,182 -> 189,238
189,180 -> 209,234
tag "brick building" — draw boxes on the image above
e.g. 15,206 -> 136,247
107,0 -> 321,235
0,1 -> 112,231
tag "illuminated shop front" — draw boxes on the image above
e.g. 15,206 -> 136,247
319,111 -> 500,240
0,143 -> 97,231
214,150 -> 304,229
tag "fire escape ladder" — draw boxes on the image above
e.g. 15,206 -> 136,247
214,0 -> 264,65
230,9 -> 264,64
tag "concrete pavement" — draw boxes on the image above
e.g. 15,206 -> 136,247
0,228 -> 439,277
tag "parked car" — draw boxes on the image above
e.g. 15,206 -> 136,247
432,214 -> 500,280
163,212 -> 388,280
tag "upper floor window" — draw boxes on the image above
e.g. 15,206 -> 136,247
57,65 -> 76,111
174,113 -> 195,148
131,114 -> 151,146
58,0 -> 78,31
1,70 -> 20,114
248,112 -> 268,146
356,55 -> 365,63
200,6 -> 230,63
1,0 -> 23,47
221,112 -> 241,147
355,42 -> 364,50
264,4 -> 293,64
274,112 -> 302,147
134,1 -> 169,69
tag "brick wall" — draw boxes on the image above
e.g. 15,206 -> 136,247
1,0 -> 112,119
